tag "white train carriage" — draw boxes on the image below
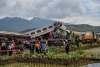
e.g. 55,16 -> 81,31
23,21 -> 69,38
24,24 -> 55,38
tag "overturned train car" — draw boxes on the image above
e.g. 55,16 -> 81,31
23,21 -> 70,40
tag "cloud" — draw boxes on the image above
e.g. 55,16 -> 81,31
82,0 -> 100,17
0,0 -> 86,19
0,0 -> 99,26
88,1 -> 100,10
41,0 -> 86,18
53,16 -> 100,26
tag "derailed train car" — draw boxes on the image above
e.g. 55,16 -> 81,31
70,31 -> 100,43
23,21 -> 70,39
23,21 -> 100,43
0,31 -> 31,41
79,32 -> 95,43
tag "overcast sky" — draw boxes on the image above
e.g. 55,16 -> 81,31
0,0 -> 100,26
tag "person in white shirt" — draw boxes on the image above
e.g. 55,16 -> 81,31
1,42 -> 7,55
8,42 -> 14,56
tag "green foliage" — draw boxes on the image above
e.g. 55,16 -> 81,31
20,28 -> 37,33
48,46 -> 63,53
76,50 -> 85,55
65,24 -> 100,32
0,62 -> 66,67
70,50 -> 85,58
79,42 -> 84,47
71,37 -> 76,44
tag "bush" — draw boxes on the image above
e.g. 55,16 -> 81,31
71,37 -> 76,44
79,42 -> 84,47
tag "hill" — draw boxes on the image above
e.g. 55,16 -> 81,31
0,17 -> 56,32
21,24 -> 100,33
0,17 -> 100,33
65,24 -> 100,32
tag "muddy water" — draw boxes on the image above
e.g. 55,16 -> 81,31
82,63 -> 100,67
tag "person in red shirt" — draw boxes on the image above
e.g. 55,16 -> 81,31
11,40 -> 16,49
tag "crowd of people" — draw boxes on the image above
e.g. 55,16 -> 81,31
28,39 -> 47,55
0,36 -> 70,56
0,37 -> 26,56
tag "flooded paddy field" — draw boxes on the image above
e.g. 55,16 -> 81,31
82,63 -> 100,67
0,57 -> 100,67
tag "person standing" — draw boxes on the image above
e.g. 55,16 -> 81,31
35,42 -> 41,53
11,40 -> 16,49
1,41 -> 7,55
75,36 -> 80,48
8,42 -> 14,56
29,42 -> 35,55
19,43 -> 25,55
41,41 -> 46,55
65,40 -> 69,55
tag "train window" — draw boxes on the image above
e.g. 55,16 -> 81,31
49,26 -> 53,29
37,30 -> 41,33
43,28 -> 47,31
31,32 -> 35,35
26,34 -> 29,35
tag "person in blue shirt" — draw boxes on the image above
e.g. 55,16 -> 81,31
29,42 -> 35,55
41,41 -> 46,55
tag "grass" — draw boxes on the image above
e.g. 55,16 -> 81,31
84,47 -> 100,58
0,45 -> 100,67
0,62 -> 66,67
0,44 -> 100,60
